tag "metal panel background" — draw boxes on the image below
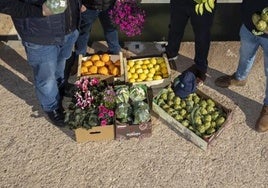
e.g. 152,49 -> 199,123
89,3 -> 242,44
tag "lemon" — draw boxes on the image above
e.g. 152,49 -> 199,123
163,73 -> 169,78
155,71 -> 162,76
147,72 -> 154,78
127,65 -> 130,71
161,67 -> 168,74
149,68 -> 156,74
134,64 -> 141,69
136,79 -> 143,82
136,60 -> 143,65
128,60 -> 135,67
136,68 -> 143,74
132,73 -> 139,79
143,59 -> 150,65
150,57 -> 157,65
142,64 -> 147,69
143,69 -> 149,74
139,73 -> 147,80
129,78 -> 136,83
160,62 -> 167,68
157,57 -> 165,64
128,72 -> 132,79
147,63 -> 154,69
153,75 -> 162,80
154,64 -> 160,71
145,77 -> 153,81
129,67 -> 136,73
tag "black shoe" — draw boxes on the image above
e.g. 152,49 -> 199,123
169,59 -> 177,70
59,82 -> 76,99
65,52 -> 79,77
46,108 -> 65,127
64,82 -> 76,98
185,65 -> 207,84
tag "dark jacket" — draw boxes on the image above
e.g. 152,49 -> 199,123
0,0 -> 43,18
12,0 -> 81,45
82,0 -> 115,11
242,0 -> 268,38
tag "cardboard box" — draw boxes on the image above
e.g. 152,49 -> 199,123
77,52 -> 124,81
74,125 -> 115,143
114,84 -> 152,140
152,87 -> 233,150
123,54 -> 171,88
115,121 -> 152,140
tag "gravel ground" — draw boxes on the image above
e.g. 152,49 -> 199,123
0,14 -> 267,188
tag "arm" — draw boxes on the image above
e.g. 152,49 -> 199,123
0,0 -> 68,18
0,0 -> 44,18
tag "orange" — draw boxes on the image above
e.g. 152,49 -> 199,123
81,66 -> 88,75
90,54 -> 100,61
101,53 -> 110,62
105,60 -> 113,66
88,65 -> 98,74
98,66 -> 109,75
114,59 -> 121,66
94,60 -> 105,67
111,66 -> 119,76
83,60 -> 93,67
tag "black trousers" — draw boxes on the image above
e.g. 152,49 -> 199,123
166,0 -> 215,73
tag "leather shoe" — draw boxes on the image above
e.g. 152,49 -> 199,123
46,108 -> 65,127
256,105 -> 268,132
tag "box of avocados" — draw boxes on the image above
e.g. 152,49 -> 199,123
152,85 -> 234,150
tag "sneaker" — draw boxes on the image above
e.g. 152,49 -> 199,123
256,105 -> 268,132
215,74 -> 247,88
46,108 -> 65,127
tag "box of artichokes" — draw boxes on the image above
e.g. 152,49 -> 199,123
77,52 -> 124,81
152,85 -> 233,150
114,84 -> 152,140
123,54 -> 171,88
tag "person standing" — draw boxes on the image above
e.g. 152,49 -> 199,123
9,0 -> 81,127
64,0 -> 121,81
215,0 -> 268,132
75,0 -> 121,56
165,0 -> 216,83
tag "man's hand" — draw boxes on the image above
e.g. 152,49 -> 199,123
42,0 -> 67,16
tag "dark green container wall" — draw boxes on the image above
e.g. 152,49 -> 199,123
89,3 -> 242,43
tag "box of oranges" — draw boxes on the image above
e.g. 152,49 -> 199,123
77,52 -> 124,81
124,54 -> 171,88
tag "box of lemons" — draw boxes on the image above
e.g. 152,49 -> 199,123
78,52 -> 125,81
152,85 -> 234,150
124,55 -> 171,88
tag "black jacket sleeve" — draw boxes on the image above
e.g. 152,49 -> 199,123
0,0 -> 43,18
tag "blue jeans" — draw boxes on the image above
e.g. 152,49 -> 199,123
235,24 -> 268,105
23,30 -> 79,112
75,8 -> 121,55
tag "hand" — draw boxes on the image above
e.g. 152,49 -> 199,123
43,0 -> 67,15
81,5 -> 87,13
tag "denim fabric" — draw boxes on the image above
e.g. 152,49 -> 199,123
166,0 -> 215,73
75,8 -> 121,55
235,24 -> 268,105
23,30 -> 79,112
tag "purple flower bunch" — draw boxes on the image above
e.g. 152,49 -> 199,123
65,77 -> 116,128
109,0 -> 146,37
